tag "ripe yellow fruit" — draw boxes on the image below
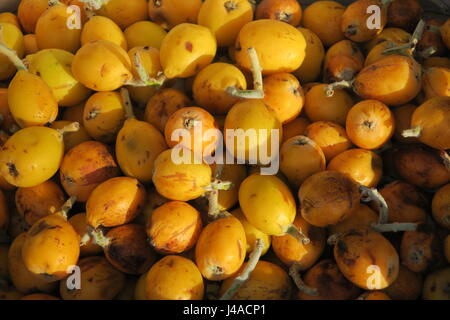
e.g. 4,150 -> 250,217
96,0 -> 148,29
0,22 -> 24,81
81,15 -> 127,50
294,28 -> 325,83
124,21 -> 167,49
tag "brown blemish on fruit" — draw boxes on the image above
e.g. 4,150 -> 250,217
28,220 -> 60,237
7,162 -> 18,177
185,41 -> 193,52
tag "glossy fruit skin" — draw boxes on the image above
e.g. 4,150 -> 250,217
72,40 -> 132,91
198,0 -> 253,47
160,23 -> 217,79
354,55 -> 422,106
334,229 -> 399,290
231,208 -> 271,256
341,0 -> 387,42
0,13 -> 19,29
0,22 -> 24,81
422,267 -> 450,300
220,260 -> 293,300
346,100 -> 395,150
7,70 -> 58,128
422,67 -> 450,101
60,141 -> 119,202
152,149 -> 212,201
328,149 -> 383,187
263,73 -> 304,124
0,127 -> 64,188
392,104 -> 417,143
305,121 -> 352,162
382,265 -> 422,300
282,118 -> 310,143
323,40 -> 364,83
224,99 -> 282,164
81,15 -> 127,50
145,255 -> 204,300
50,120 -> 91,152
328,204 -> 378,235
280,135 -> 326,188
96,0 -> 148,29
256,0 -> 302,26
148,0 -> 202,30
299,171 -> 360,227
164,106 -> 219,157
22,214 -> 80,282
195,216 -> 246,281
239,174 -> 296,236
147,201 -> 202,254
86,177 -> 146,229
302,1 -> 346,47
410,96 -> 450,150
124,21 -> 167,49
379,181 -> 427,223
294,28 -> 325,83
144,88 -> 191,132
387,0 -> 422,32
60,256 -> 126,300
134,186 -> 168,227
304,84 -> 353,126
35,4 -> 81,53
15,180 -> 66,227
8,233 -> 58,294
17,0 -> 49,34
235,19 -> 306,75
68,213 -> 103,257
364,27 -> 411,52
193,62 -> 246,115
432,184 -> 450,230
298,259 -> 361,300
104,224 -> 157,275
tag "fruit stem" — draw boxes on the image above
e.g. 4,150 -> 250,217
383,19 -> 425,55
359,186 -> 388,225
324,80 -> 354,97
79,232 -> 91,246
289,262 -> 319,297
371,222 -> 418,233
57,122 -> 80,136
327,233 -> 342,246
440,150 -> 450,170
79,0 -> 109,10
401,126 -> 422,138
286,224 -> 311,245
226,47 -> 264,99
418,47 -> 437,59
206,164 -> 233,220
57,196 -> 77,220
0,25 -> 28,72
124,52 -> 166,88
120,87 -> 135,119
219,239 -> 264,300
89,227 -> 110,248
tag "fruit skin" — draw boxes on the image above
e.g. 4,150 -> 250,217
432,184 -> 450,230
327,149 -> 383,188
302,1 -> 346,47
354,55 -> 422,106
235,19 -> 306,75
0,126 -> 64,188
124,21 -> 167,49
328,204 -> 378,235
282,117 -> 310,143
364,27 -> 411,52
0,88 -> 18,133
422,67 -> 450,101
212,164 -> 247,211
334,229 -> 399,290
7,70 -> 58,128
60,256 -> 126,300
68,213 -> 103,257
104,224 -> 157,275
255,0 -> 302,27
22,214 -> 81,282
220,260 -> 293,300
198,0 -> 253,47
195,216 -> 246,281
193,62 -> 246,115
96,0 -> 148,29
392,104 -> 417,143
298,259 -> 361,300
146,201 -> 202,255
299,171 -> 360,227
323,39 -> 364,83
382,265 -> 422,300
346,99 -> 395,150
280,135 -> 326,188
387,0 -> 422,32
15,180 -> 66,227
441,19 -> 450,50
152,149 -> 212,201
35,4 -> 81,53
422,267 -> 450,300
409,96 -> 450,150
86,177 -> 146,229
8,233 -> 58,294
72,40 -> 132,92
239,174 -> 296,236
160,23 -> 217,79
294,28 -> 325,83
81,15 -> 127,50
18,0 -> 49,34
26,49 -> 91,107
50,120 -> 91,151
148,0 -> 203,30
145,255 -> 204,300
0,22 -> 24,81
357,291 -> 391,300
60,141 -> 119,202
